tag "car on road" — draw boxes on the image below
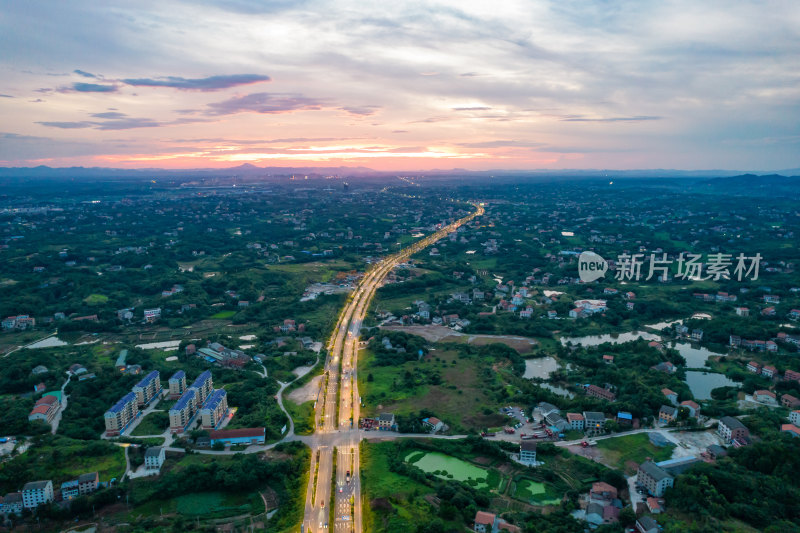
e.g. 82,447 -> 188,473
339,487 -> 343,493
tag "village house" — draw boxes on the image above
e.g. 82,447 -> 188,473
680,400 -> 700,417
28,395 -> 60,425
718,416 -> 750,446
636,515 -> 660,533
583,412 -> 605,435
781,424 -> 800,438
658,405 -> 678,424
747,361 -> 762,374
145,447 -> 166,470
519,441 -> 538,466
422,416 -> 445,433
377,413 -> 396,431
762,365 -> 777,378
638,461 -> 674,497
566,412 -> 584,431
21,480 -> 53,509
753,390 -> 778,405
585,384 -> 616,402
781,394 -> 800,409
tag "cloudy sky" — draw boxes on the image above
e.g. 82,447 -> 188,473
1,0 -> 799,171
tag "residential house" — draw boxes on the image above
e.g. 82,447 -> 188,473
747,361 -> 762,374
651,361 -> 675,373
781,424 -> 800,438
586,384 -> 616,402
583,412 -> 605,435
706,444 -> 728,460
589,481 -> 618,503
143,308 -> 161,322
616,411 -> 633,425
28,395 -> 60,425
602,354 -> 614,364
658,405 -> 677,424
680,400 -> 700,417
132,370 -> 162,406
474,511 -> 496,533
422,416 -> 445,433
718,416 -> 750,445
661,389 -> 678,405
753,390 -> 777,405
209,427 -> 266,446
636,516 -> 660,533
1,493 -> 22,515
21,480 -> 53,509
566,412 -> 584,431
519,441 -> 537,465
104,392 -> 139,437
735,307 -> 749,317
786,369 -> 800,383
60,480 -> 79,500
762,365 -> 777,378
782,395 -> 800,409
646,497 -> 665,514
77,472 -> 98,495
168,370 -> 187,399
790,410 -> 800,426
144,447 -> 166,470
638,461 -> 674,497
378,412 -> 396,431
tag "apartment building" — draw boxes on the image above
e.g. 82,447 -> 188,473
132,370 -> 162,406
104,392 -> 139,437
200,389 -> 229,430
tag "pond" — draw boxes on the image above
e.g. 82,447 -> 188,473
541,383 -> 575,398
524,357 -> 560,379
405,451 -> 489,488
671,341 -> 725,368
644,319 -> 683,330
560,331 -> 661,347
684,371 -> 740,400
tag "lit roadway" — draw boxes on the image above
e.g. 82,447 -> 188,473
302,201 -> 484,533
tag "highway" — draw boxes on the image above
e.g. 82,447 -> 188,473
302,201 -> 484,533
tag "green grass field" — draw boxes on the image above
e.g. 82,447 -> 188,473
83,293 -> 109,305
596,433 -> 674,472
513,478 -> 562,505
210,310 -> 236,319
131,411 -> 168,436
358,347 -> 508,432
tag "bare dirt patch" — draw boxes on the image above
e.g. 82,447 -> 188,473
287,374 -> 323,404
381,325 -> 538,354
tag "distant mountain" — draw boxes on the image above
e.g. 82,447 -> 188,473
0,165 -> 798,181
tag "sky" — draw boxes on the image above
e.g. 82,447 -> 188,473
1,0 -> 799,171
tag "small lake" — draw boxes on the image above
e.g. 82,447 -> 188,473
671,342 -> 725,368
684,371 -> 739,400
405,451 -> 489,487
542,383 -> 575,398
560,331 -> 661,347
644,319 -> 683,330
524,357 -> 560,379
